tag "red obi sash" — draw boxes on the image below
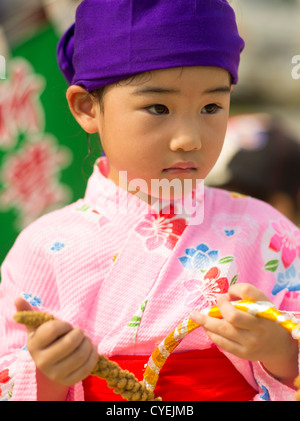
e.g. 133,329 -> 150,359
83,347 -> 256,401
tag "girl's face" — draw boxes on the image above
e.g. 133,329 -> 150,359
94,66 -> 232,199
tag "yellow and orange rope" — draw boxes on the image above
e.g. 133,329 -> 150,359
143,300 -> 300,396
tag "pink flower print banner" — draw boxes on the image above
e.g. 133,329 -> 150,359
0,135 -> 71,228
0,59 -> 44,149
0,57 -> 73,230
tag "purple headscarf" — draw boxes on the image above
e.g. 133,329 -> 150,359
57,0 -> 245,91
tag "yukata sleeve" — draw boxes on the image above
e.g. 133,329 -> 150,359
251,308 -> 300,402
249,211 -> 300,401
0,224 -> 84,401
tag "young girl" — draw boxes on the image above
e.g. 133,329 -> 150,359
0,0 -> 299,401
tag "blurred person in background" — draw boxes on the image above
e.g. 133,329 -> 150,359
206,113 -> 300,226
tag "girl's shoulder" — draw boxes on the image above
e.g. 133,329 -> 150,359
204,186 -> 299,231
7,199 -> 99,257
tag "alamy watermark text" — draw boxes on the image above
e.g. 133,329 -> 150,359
292,55 -> 300,80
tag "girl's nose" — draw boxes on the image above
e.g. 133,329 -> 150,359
169,122 -> 202,152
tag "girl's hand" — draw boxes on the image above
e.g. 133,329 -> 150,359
15,298 -> 99,400
190,283 -> 299,388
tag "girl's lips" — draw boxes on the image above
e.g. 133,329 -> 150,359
163,162 -> 197,174
163,168 -> 196,174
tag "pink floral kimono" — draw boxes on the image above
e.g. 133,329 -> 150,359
0,157 -> 299,401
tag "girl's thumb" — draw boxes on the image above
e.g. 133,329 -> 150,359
15,297 -> 33,312
14,297 -> 36,334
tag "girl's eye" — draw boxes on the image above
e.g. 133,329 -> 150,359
146,104 -> 169,115
202,103 -> 221,114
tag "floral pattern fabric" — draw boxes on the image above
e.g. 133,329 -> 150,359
0,157 -> 299,401
135,204 -> 187,251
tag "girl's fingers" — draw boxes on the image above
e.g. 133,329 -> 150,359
190,309 -> 258,359
227,283 -> 270,302
51,341 -> 99,386
190,310 -> 241,341
34,326 -> 87,366
27,320 -> 73,351
14,298 -> 36,335
60,343 -> 99,386
190,310 -> 247,353
196,282 -> 273,332
203,329 -> 245,357
216,294 -> 261,330
33,329 -> 98,385
15,299 -> 100,385
53,335 -> 94,374
190,294 -> 261,334
15,297 -> 33,313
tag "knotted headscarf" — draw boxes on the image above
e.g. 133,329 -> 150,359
57,0 -> 245,91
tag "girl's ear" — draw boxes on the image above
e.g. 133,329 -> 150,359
66,85 -> 99,134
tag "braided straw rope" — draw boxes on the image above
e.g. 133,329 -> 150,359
13,311 -> 161,401
14,300 -> 300,401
